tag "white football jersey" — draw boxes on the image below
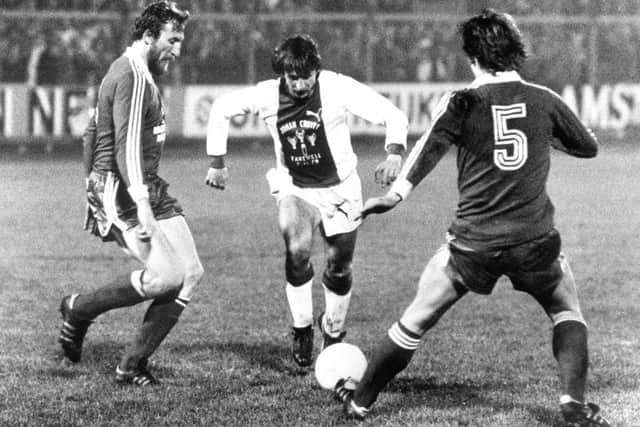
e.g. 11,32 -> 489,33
206,70 -> 408,187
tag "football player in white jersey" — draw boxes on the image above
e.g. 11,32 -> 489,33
205,34 -> 408,367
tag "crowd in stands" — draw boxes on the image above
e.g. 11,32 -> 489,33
3,0 -> 639,14
1,0 -> 639,90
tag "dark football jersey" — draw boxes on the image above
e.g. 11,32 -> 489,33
401,72 -> 597,248
276,79 -> 339,187
91,49 -> 167,194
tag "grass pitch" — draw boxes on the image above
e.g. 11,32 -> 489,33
0,139 -> 638,426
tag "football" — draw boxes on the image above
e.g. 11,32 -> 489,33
314,343 -> 368,390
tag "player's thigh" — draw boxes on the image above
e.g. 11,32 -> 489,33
508,229 -> 562,294
530,254 -> 583,321
324,229 -> 357,268
401,246 -> 467,335
122,222 -> 183,281
278,195 -> 319,251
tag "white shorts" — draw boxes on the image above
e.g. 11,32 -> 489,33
266,168 -> 363,236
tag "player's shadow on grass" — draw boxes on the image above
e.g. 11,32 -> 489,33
171,340 -> 307,376
386,376 -> 565,426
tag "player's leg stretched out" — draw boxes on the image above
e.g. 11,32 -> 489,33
335,247 -> 466,419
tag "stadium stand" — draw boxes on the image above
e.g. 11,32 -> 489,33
0,0 -> 638,89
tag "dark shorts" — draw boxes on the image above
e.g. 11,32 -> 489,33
447,229 -> 563,295
85,172 -> 183,246
119,174 -> 184,228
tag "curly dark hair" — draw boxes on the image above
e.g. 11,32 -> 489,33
271,34 -> 322,76
460,9 -> 527,73
132,1 -> 190,40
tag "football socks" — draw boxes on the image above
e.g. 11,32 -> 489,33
285,280 -> 313,328
353,322 -> 421,408
72,271 -> 147,320
553,320 -> 588,403
322,283 -> 351,338
119,297 -> 188,371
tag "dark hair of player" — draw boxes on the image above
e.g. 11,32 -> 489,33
132,1 -> 190,40
460,9 -> 527,73
271,34 -> 322,76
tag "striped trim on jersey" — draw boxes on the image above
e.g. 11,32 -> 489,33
397,91 -> 452,184
388,321 -> 421,350
124,55 -> 147,194
103,171 -> 128,232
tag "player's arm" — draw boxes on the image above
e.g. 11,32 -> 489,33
112,70 -> 156,240
81,113 -> 97,178
339,75 -> 409,186
362,92 -> 460,218
551,96 -> 598,158
205,86 -> 261,190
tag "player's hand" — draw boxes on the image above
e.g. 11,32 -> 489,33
361,192 -> 402,220
136,200 -> 156,243
83,203 -> 96,232
374,154 -> 402,187
205,167 -> 229,190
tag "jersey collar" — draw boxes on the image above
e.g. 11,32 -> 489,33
124,45 -> 156,86
471,70 -> 522,88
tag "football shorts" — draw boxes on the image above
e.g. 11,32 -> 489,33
446,228 -> 563,295
266,168 -> 362,236
85,171 -> 183,245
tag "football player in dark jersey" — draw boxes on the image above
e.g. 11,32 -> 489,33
58,1 -> 204,386
205,34 -> 408,368
334,9 -> 610,426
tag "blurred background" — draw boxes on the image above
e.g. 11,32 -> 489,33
0,0 -> 638,148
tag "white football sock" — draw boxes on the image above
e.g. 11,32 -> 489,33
322,283 -> 351,337
560,394 -> 583,405
286,280 -> 313,328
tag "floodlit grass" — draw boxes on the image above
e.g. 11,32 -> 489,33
0,139 -> 638,426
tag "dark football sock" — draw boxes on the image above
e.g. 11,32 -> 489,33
553,320 -> 588,402
353,322 -> 420,408
73,272 -> 147,320
119,296 -> 188,371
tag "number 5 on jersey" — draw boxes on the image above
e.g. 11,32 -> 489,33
492,103 -> 527,171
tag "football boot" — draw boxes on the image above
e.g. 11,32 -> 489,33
115,357 -> 158,386
318,312 -> 346,350
58,294 -> 93,363
291,324 -> 314,367
334,378 -> 369,420
561,401 -> 611,426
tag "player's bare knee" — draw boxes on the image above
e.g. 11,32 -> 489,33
285,241 -> 312,271
142,268 -> 184,297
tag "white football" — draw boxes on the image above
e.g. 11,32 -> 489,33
314,342 -> 368,390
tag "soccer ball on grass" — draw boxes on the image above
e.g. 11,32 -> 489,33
314,342 -> 368,390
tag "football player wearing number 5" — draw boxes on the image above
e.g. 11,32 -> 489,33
205,34 -> 408,368
58,2 -> 204,386
335,9 -> 611,426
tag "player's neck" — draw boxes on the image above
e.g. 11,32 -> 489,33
129,40 -> 150,65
